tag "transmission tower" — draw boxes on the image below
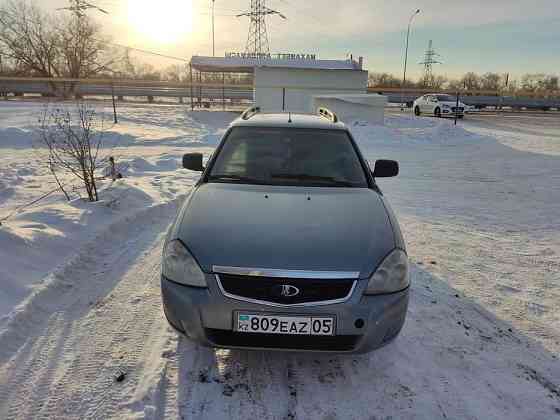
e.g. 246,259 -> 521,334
237,1 -> 286,56
58,0 -> 108,18
419,40 -> 441,87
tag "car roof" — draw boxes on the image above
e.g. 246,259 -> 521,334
230,112 -> 348,131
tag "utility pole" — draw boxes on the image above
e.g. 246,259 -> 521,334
212,0 -> 216,56
401,9 -> 420,110
419,40 -> 441,88
58,1 -> 116,121
237,1 -> 286,55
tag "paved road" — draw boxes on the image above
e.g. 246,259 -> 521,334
387,108 -> 560,129
386,109 -> 560,155
462,112 -> 560,156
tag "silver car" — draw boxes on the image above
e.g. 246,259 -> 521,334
161,107 -> 409,353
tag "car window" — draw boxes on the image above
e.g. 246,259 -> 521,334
208,127 -> 369,188
435,95 -> 456,102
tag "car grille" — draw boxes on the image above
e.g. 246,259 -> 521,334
451,107 -> 464,112
217,274 -> 355,305
205,329 -> 361,351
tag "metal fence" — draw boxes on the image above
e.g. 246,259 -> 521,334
368,87 -> 560,110
1,77 -> 559,110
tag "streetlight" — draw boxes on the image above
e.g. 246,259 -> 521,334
401,8 -> 420,111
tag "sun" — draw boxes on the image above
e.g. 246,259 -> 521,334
128,0 -> 192,44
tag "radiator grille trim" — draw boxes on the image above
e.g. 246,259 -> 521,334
215,274 -> 357,307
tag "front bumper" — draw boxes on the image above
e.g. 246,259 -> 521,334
442,107 -> 464,116
161,274 -> 409,354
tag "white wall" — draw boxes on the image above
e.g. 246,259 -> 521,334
254,67 -> 368,113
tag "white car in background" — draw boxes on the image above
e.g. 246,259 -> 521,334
413,94 -> 466,118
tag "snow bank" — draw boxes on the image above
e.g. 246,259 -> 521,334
350,114 -> 484,147
0,102 -> 225,319
0,196 -> 180,361
0,127 -> 36,149
0,180 -> 161,320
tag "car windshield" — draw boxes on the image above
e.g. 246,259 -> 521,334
435,95 -> 456,102
208,127 -> 369,188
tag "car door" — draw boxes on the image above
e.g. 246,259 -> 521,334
415,95 -> 425,111
421,95 -> 432,113
429,95 -> 440,113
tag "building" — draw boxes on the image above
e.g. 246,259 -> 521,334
190,55 -> 368,113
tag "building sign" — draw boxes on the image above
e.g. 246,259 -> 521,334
225,52 -> 316,60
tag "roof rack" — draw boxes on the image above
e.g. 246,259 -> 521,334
241,106 -> 260,120
317,107 -> 338,123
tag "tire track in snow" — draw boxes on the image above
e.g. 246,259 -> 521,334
0,201 -> 177,420
2,205 -> 560,419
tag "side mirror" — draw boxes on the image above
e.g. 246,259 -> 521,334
372,159 -> 399,178
183,153 -> 204,171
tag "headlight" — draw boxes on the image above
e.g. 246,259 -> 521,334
442,104 -> 450,109
162,239 -> 207,287
364,249 -> 409,295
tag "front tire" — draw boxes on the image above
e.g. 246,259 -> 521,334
434,107 -> 441,118
414,106 -> 420,116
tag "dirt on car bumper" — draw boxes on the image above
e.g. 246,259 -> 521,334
161,274 -> 409,354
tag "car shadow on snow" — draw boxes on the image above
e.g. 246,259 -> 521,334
172,265 -> 560,420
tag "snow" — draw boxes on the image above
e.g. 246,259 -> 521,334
0,102 -> 230,320
1,100 -> 559,419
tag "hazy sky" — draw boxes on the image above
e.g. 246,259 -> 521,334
13,0 -> 560,79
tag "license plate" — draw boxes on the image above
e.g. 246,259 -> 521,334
236,313 -> 335,336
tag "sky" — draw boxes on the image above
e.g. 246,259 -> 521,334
9,0 -> 560,80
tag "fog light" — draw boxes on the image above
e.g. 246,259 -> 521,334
354,319 -> 365,329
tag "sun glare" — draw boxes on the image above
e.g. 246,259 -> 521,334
128,0 -> 192,44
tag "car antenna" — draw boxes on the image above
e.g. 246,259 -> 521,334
288,112 -> 292,123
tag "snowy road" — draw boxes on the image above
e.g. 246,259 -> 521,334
1,200 -> 558,419
1,102 -> 560,419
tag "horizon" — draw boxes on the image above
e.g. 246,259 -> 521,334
3,0 -> 560,81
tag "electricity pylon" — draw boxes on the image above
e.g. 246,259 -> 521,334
419,40 -> 441,88
237,0 -> 286,55
58,0 -> 108,18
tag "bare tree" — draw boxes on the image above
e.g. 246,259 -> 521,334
0,0 -> 112,80
521,73 -> 559,92
368,72 -> 402,88
58,15 -> 113,79
461,72 -> 481,90
0,0 -> 62,77
419,74 -> 447,89
39,101 -> 105,202
480,73 -> 501,91
163,64 -> 188,82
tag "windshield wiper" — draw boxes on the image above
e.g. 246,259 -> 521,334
208,174 -> 263,184
271,173 -> 357,187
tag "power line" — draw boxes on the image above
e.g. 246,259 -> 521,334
58,0 -> 109,17
107,42 -> 190,62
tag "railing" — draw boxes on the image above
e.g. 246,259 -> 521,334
367,86 -> 560,109
1,77 -> 559,110
367,86 -> 560,99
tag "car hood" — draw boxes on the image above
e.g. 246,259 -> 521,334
177,183 -> 396,278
